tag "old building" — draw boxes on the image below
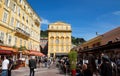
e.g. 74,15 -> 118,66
76,27 -> 120,59
101,27 -> 120,45
0,0 -> 41,53
48,22 -> 72,57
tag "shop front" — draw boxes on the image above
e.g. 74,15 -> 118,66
0,45 -> 18,73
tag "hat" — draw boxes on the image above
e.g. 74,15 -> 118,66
102,55 -> 110,62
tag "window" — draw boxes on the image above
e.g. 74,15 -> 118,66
24,40 -> 26,46
66,46 -> 69,51
22,24 -> 24,30
14,37 -> 17,45
17,7 -> 20,16
10,17 -> 14,26
12,3 -> 16,12
66,26 -> 68,30
20,39 -> 22,46
2,11 -> 8,23
50,37 -> 54,44
16,21 -> 20,27
26,17 -> 28,23
19,0 -> 23,4
51,26 -> 53,29
8,35 -> 12,45
22,13 -> 25,20
61,45 -> 64,51
56,46 -> 59,51
5,0 -> 10,7
56,39 -> 59,44
0,31 -> 4,42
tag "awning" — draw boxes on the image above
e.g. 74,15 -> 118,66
0,45 -> 18,53
78,41 -> 120,54
29,50 -> 45,57
22,50 -> 30,55
0,50 -> 12,54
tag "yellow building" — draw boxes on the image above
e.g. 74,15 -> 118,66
0,0 -> 41,52
48,22 -> 72,57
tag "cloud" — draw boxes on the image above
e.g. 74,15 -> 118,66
41,18 -> 51,25
112,11 -> 120,16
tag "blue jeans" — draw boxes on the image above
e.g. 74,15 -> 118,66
1,70 -> 8,76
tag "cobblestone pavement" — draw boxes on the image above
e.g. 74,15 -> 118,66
11,64 -> 67,76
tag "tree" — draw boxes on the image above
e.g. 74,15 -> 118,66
72,36 -> 86,45
41,30 -> 48,37
68,50 -> 77,76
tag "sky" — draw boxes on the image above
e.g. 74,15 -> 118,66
27,0 -> 120,41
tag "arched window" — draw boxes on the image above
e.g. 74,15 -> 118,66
65,37 -> 69,44
66,26 -> 68,30
50,36 -> 54,44
56,38 -> 59,44
51,26 -> 53,29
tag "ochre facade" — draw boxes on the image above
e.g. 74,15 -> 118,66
0,0 -> 41,51
48,22 -> 72,57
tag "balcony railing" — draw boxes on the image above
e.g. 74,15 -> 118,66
15,27 -> 30,37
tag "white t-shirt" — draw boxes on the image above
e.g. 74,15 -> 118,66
2,59 -> 9,70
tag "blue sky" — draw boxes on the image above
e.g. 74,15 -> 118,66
27,0 -> 120,41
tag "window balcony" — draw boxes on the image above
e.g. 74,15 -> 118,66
15,27 -> 30,37
34,19 -> 40,26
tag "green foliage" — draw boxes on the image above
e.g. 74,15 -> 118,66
41,30 -> 48,37
12,45 -> 17,49
18,46 -> 27,51
68,50 -> 77,70
72,36 -> 86,45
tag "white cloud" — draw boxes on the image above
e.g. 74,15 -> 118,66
113,11 -> 120,16
41,18 -> 51,25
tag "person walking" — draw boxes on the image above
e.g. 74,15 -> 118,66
1,56 -> 9,76
100,55 -> 112,76
8,57 -> 14,76
29,56 -> 37,76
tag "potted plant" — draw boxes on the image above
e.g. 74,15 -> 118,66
68,50 -> 77,76
18,46 -> 27,67
18,46 -> 27,51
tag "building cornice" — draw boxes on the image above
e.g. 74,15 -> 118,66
48,30 -> 72,32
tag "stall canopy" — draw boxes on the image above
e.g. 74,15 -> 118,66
29,50 -> 45,57
22,50 -> 30,55
0,45 -> 18,54
0,50 -> 12,54
78,41 -> 120,54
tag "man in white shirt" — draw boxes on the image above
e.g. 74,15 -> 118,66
1,56 -> 9,76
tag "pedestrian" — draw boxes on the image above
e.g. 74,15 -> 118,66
88,54 -> 98,76
47,58 -> 51,68
1,56 -> 9,76
82,63 -> 92,76
8,57 -> 14,76
44,58 -> 47,68
29,56 -> 37,76
100,55 -> 112,76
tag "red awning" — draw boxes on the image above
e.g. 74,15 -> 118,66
0,46 -> 18,53
0,50 -> 12,54
29,50 -> 45,57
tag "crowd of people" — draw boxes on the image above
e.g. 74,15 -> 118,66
56,53 -> 120,76
0,53 -> 120,76
0,55 -> 55,76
